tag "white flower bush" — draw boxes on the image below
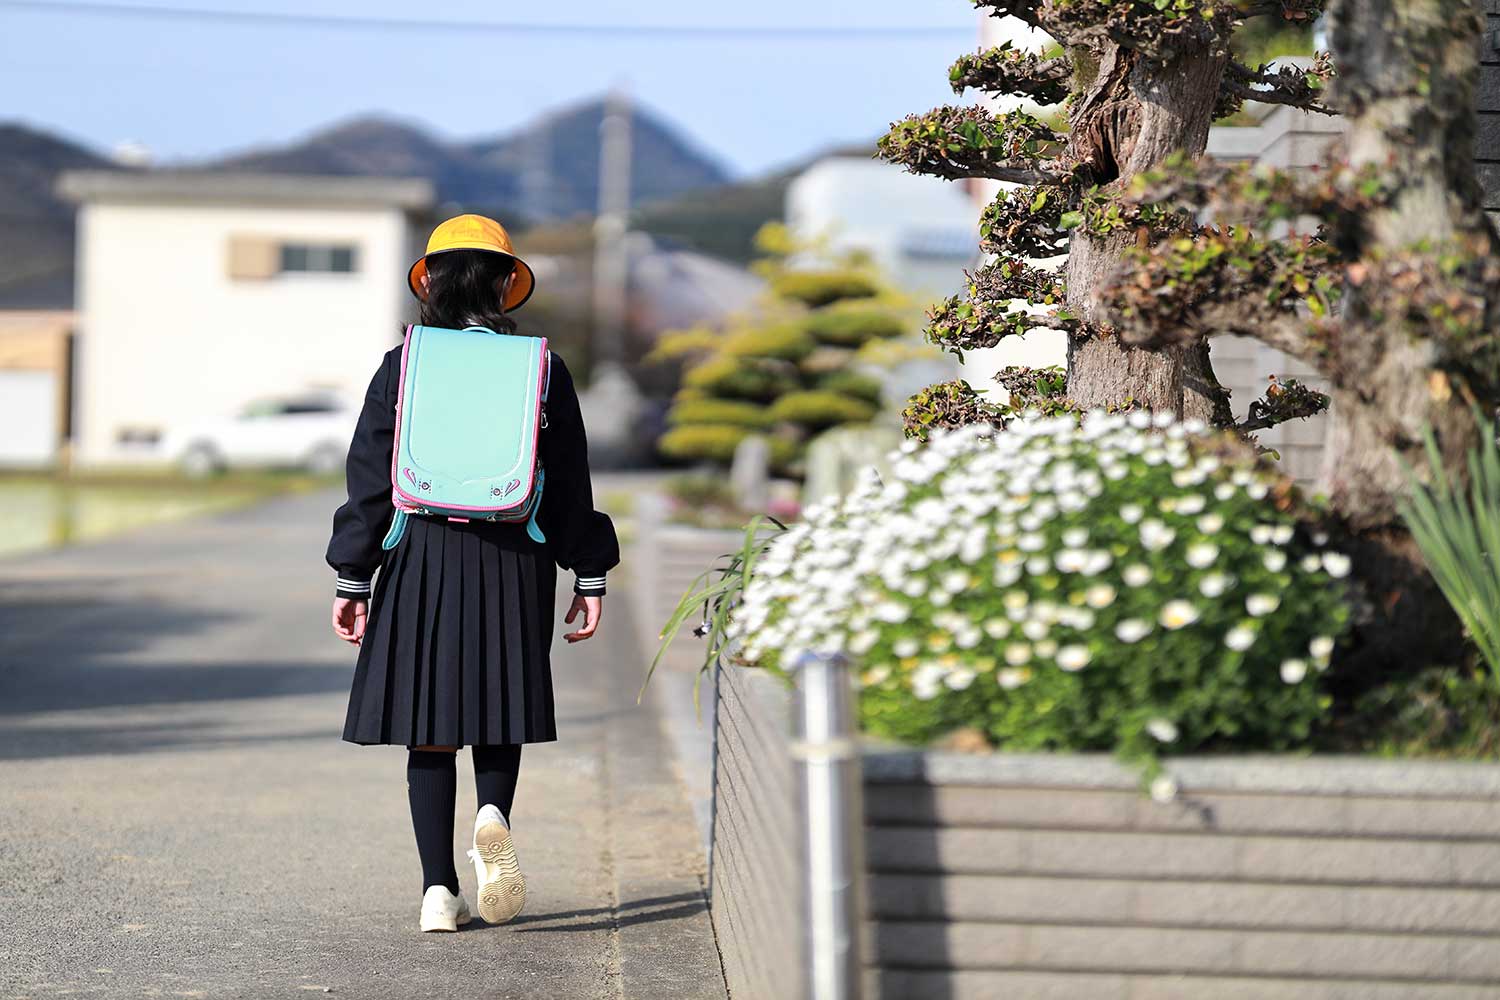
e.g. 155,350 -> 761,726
727,411 -> 1350,761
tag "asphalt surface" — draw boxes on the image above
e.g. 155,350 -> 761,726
0,489 -> 726,1000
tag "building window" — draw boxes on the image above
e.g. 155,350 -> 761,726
279,243 -> 358,274
227,236 -> 360,280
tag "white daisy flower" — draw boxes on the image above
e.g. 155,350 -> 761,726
1123,564 -> 1153,587
893,638 -> 920,658
1022,620 -> 1050,641
1322,552 -> 1351,578
997,667 -> 1031,690
862,665 -> 892,686
1246,593 -> 1280,617
1057,645 -> 1091,671
983,618 -> 1012,639
1159,600 -> 1200,630
1250,524 -> 1275,545
1085,584 -> 1117,609
1177,495 -> 1206,515
945,668 -> 977,691
1120,504 -> 1144,524
1062,527 -> 1090,548
1224,624 -> 1257,651
1271,524 -> 1295,545
1280,658 -> 1308,684
1005,643 -> 1033,666
1035,639 -> 1058,658
1309,636 -> 1335,659
1115,619 -> 1152,643
1197,513 -> 1224,535
1146,718 -> 1179,743
1150,775 -> 1179,804
1263,550 -> 1288,572
1186,543 -> 1219,569
1140,519 -> 1176,551
941,570 -> 971,594
1198,573 -> 1231,598
1300,554 -> 1322,572
849,630 -> 880,655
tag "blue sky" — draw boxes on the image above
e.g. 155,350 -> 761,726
4,0 -> 981,177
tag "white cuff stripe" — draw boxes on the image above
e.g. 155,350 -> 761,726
336,578 -> 372,590
575,576 -> 606,585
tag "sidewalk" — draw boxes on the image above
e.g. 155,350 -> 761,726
0,490 -> 725,1000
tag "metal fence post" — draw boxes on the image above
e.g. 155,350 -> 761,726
792,651 -> 864,1000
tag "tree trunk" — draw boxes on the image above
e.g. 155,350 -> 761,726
1320,0 -> 1494,526
1065,42 -> 1231,421
1319,0 -> 1496,677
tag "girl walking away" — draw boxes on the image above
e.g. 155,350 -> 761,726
326,215 -> 619,932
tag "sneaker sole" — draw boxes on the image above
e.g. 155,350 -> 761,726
474,821 -> 526,924
420,906 -> 471,933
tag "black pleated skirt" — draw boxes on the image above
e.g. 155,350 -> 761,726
343,515 -> 557,747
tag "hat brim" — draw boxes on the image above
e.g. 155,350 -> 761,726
407,247 -> 536,313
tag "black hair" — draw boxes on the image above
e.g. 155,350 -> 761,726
418,249 -> 519,334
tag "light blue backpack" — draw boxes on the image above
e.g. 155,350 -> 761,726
380,325 -> 550,549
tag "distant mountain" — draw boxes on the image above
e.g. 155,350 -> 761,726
211,98 -> 731,222
0,124 -> 114,308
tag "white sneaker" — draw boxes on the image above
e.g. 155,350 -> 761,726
419,885 -> 472,932
468,805 -> 526,924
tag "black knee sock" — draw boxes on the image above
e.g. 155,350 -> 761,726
407,750 -> 459,895
472,744 -> 523,822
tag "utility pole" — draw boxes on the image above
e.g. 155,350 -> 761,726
592,85 -> 632,372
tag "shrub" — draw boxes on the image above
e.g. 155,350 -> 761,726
817,370 -> 883,404
658,425 -> 800,467
646,326 -> 720,363
657,424 -> 752,463
768,390 -> 878,428
668,398 -> 774,429
803,304 -> 908,346
771,270 -> 879,307
683,356 -> 796,400
728,412 -> 1350,765
723,323 -> 816,362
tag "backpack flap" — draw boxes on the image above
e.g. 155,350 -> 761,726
390,326 -> 549,518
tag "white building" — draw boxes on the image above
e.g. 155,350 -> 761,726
785,156 -> 978,300
58,172 -> 434,466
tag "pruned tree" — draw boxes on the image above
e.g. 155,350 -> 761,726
880,0 -> 1332,427
881,0 -> 1500,671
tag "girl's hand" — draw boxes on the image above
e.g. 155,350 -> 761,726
564,594 -> 602,643
332,597 -> 368,645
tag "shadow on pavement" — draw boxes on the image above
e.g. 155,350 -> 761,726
0,582 -> 350,759
507,891 -> 710,934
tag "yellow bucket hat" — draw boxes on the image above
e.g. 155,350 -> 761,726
407,214 -> 536,312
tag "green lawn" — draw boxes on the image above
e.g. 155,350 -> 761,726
0,470 -> 337,560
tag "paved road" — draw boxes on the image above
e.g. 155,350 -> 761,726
0,490 -> 725,1000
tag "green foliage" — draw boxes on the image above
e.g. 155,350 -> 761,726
731,413 -> 1349,767
816,370 -> 884,404
902,380 -> 1007,441
646,515 -> 790,703
646,326 -> 720,363
657,424 -> 754,463
771,270 -> 879,307
722,323 -> 815,361
1323,665 -> 1500,758
1399,413 -> 1500,681
994,365 -> 1076,418
768,390 -> 878,428
656,223 -> 905,473
682,356 -> 797,400
878,105 -> 1065,181
802,304 -> 907,346
666,398 -> 774,430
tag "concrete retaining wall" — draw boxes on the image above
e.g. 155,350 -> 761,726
865,751 -> 1500,1000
